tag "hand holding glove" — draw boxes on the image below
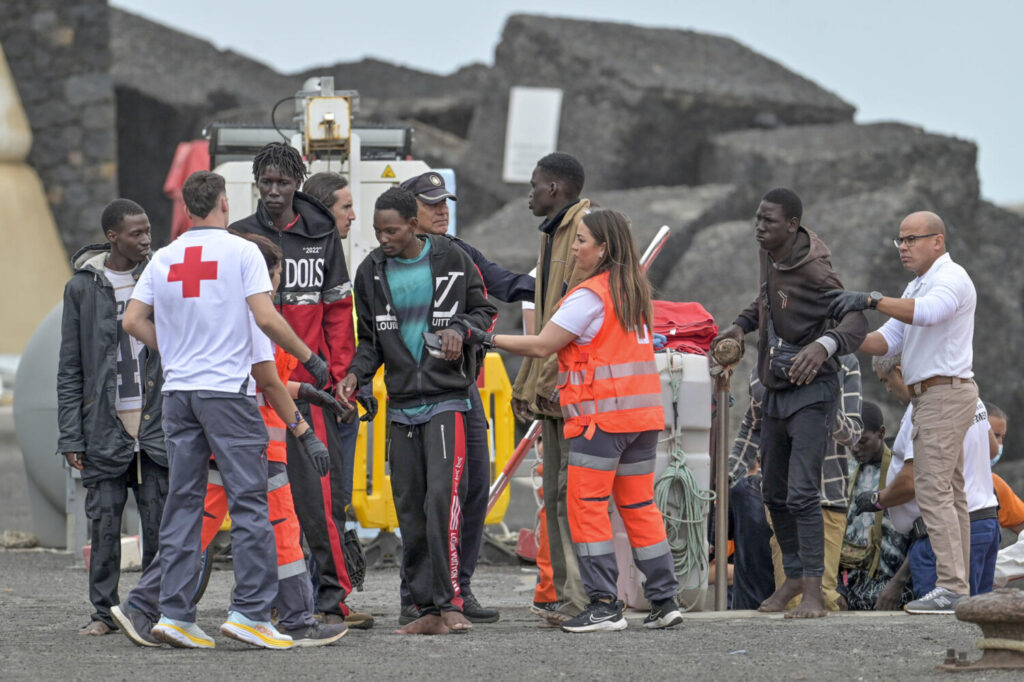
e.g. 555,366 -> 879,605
354,383 -> 378,422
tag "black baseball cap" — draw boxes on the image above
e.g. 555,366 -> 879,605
399,172 -> 456,204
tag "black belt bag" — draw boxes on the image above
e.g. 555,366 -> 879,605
911,507 -> 999,543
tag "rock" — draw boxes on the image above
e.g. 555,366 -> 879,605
461,183 -> 744,280
1,529 -> 39,549
459,14 -> 855,223
699,122 -> 979,228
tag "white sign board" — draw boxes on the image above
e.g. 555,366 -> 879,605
502,86 -> 563,183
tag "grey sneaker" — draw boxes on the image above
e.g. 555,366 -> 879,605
110,604 -> 160,647
280,621 -> 348,647
398,604 -> 422,625
904,587 -> 963,615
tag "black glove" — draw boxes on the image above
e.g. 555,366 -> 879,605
302,352 -> 329,389
297,382 -> 354,422
297,429 -> 330,476
355,384 -> 378,422
852,490 -> 882,516
463,324 -> 494,349
824,289 -> 870,321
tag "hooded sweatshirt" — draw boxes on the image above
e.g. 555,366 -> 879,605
734,226 -> 867,393
230,192 -> 354,386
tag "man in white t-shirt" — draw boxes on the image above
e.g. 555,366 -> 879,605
57,199 -> 167,636
859,354 -> 1000,613
123,170 -> 330,650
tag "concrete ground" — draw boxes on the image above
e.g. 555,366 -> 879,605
2,407 -> 1021,681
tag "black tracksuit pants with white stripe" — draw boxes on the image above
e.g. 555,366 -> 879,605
389,410 -> 468,614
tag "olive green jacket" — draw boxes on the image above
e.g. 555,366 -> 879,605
512,198 -> 591,416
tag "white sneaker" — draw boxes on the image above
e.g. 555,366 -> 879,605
151,615 -> 216,648
220,610 -> 293,649
904,587 -> 963,615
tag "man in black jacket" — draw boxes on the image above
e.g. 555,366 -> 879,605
398,171 -> 534,623
713,188 -> 867,619
231,143 -> 372,629
340,187 -> 496,635
57,198 -> 167,635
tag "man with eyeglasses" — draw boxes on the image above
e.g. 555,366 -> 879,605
825,211 -> 978,614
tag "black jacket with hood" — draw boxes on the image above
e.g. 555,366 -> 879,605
57,244 -> 166,486
230,192 -> 355,387
734,226 -> 868,392
348,235 -> 497,409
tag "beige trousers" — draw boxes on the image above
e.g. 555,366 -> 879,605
910,379 -> 977,595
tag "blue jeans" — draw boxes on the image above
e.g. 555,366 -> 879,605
908,516 -> 1001,597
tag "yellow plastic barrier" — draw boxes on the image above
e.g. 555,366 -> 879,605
350,351 -> 515,531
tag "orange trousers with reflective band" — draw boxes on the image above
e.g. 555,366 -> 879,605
567,427 -> 678,602
532,463 -> 557,604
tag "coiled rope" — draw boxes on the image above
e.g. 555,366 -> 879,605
653,357 -> 716,611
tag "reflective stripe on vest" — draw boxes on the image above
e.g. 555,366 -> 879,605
557,271 -> 664,439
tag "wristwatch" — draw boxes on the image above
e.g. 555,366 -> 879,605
868,291 -> 884,309
870,491 -> 884,510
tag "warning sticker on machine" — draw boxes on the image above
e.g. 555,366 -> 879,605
381,165 -> 396,179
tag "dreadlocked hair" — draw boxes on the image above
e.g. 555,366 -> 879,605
252,142 -> 307,183
581,209 -> 652,335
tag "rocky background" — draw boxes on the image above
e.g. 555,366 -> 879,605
4,5 -> 1024,475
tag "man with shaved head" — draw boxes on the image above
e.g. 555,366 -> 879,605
826,211 -> 978,614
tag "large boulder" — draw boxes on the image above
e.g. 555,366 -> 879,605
460,14 -> 855,222
699,122 -> 980,229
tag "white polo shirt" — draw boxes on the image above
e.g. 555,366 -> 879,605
132,227 -> 272,393
886,399 -> 997,534
877,253 -> 976,386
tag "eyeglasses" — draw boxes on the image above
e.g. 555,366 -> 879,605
893,233 -> 939,248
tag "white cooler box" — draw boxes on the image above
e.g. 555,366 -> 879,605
612,350 -> 712,611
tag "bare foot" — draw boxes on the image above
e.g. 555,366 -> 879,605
395,614 -> 449,635
758,577 -> 803,612
785,577 -> 827,619
441,610 -> 472,634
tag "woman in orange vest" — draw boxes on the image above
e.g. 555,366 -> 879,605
464,209 -> 682,632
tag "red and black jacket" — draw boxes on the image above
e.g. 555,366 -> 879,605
230,192 -> 354,386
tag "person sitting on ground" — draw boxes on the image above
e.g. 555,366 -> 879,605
837,401 -> 914,611
462,209 -> 683,633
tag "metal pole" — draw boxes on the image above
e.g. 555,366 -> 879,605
711,338 -> 741,611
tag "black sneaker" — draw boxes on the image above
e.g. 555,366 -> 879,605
561,600 -> 627,633
462,593 -> 500,623
904,587 -> 964,615
281,621 -> 348,647
110,604 -> 160,647
643,598 -> 683,629
398,604 -> 422,625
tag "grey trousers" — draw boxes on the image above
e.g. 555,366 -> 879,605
541,418 -> 588,612
156,390 -> 276,622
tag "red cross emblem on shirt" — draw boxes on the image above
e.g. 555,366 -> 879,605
168,246 -> 218,298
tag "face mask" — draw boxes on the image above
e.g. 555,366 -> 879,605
991,444 -> 1003,467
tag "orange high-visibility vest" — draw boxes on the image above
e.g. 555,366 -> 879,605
557,271 -> 664,439
254,346 -> 298,463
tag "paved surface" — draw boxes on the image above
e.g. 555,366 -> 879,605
1,548 -> 1020,681
3,407 -> 1022,681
